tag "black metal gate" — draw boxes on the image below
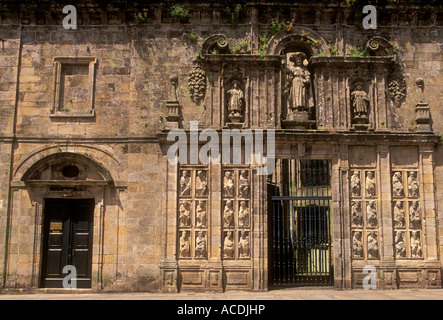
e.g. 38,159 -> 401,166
269,159 -> 333,287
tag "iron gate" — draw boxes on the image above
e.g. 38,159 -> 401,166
269,159 -> 333,287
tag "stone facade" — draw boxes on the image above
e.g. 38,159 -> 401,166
0,0 -> 443,292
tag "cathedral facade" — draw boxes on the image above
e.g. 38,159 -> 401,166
0,0 -> 443,292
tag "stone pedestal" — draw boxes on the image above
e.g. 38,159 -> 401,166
227,114 -> 244,129
415,102 -> 432,132
282,111 -> 315,129
352,115 -> 370,131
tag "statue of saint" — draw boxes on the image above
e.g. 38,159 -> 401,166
284,52 -> 314,116
353,232 -> 363,258
179,201 -> 190,227
180,170 -> 191,196
393,201 -> 405,228
223,231 -> 234,258
238,231 -> 250,258
238,201 -> 249,227
195,231 -> 206,258
223,171 -> 235,197
179,231 -> 190,258
227,80 -> 244,119
223,200 -> 234,227
351,82 -> 370,118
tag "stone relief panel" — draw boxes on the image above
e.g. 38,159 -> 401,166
177,167 -> 209,260
222,167 -> 251,260
391,158 -> 423,259
350,148 -> 379,260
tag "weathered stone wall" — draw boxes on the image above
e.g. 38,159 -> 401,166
0,0 -> 442,291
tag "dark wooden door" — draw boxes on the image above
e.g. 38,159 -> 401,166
41,198 -> 94,288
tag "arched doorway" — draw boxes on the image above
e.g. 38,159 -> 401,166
19,152 -> 115,289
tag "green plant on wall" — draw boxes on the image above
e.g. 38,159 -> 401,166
258,34 -> 269,57
170,5 -> 189,22
134,10 -> 149,23
270,18 -> 295,34
225,4 -> 242,25
187,31 -> 198,43
348,45 -> 369,57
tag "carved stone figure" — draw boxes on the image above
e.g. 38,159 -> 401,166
227,80 -> 244,121
395,231 -> 406,258
223,171 -> 235,197
408,171 -> 419,197
366,171 -> 376,197
351,82 -> 370,118
284,52 -> 314,117
366,200 -> 377,227
179,201 -> 191,227
392,172 -> 404,196
239,170 -> 249,198
223,231 -> 234,258
179,231 -> 191,258
195,231 -> 207,258
350,171 -> 361,197
238,201 -> 249,227
410,231 -> 422,258
195,170 -> 208,196
409,201 -> 421,229
195,201 -> 207,227
394,201 -> 405,228
367,232 -> 379,259
238,231 -> 250,258
351,201 -> 363,227
352,231 -> 363,258
223,200 -> 234,227
180,170 -> 191,196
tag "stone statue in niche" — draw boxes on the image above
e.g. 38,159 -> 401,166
395,231 -> 406,258
238,231 -> 250,258
195,170 -> 208,196
367,231 -> 379,259
179,201 -> 191,227
409,201 -> 421,229
239,170 -> 249,198
227,80 -> 244,128
223,171 -> 235,197
180,170 -> 191,196
223,231 -> 234,258
351,82 -> 370,127
408,171 -> 419,197
351,201 -> 363,227
195,231 -> 207,258
179,231 -> 191,258
392,172 -> 404,197
366,171 -> 376,197
352,231 -> 363,258
394,201 -> 405,228
366,200 -> 377,227
195,201 -> 207,227
410,231 -> 422,258
350,171 -> 361,197
283,52 -> 314,128
223,200 -> 234,227
238,201 -> 249,227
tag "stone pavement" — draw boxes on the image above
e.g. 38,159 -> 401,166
1,288 -> 443,300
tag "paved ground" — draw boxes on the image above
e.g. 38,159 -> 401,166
1,288 -> 443,300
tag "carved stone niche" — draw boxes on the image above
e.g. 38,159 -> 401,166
225,78 -> 245,129
350,80 -> 370,131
